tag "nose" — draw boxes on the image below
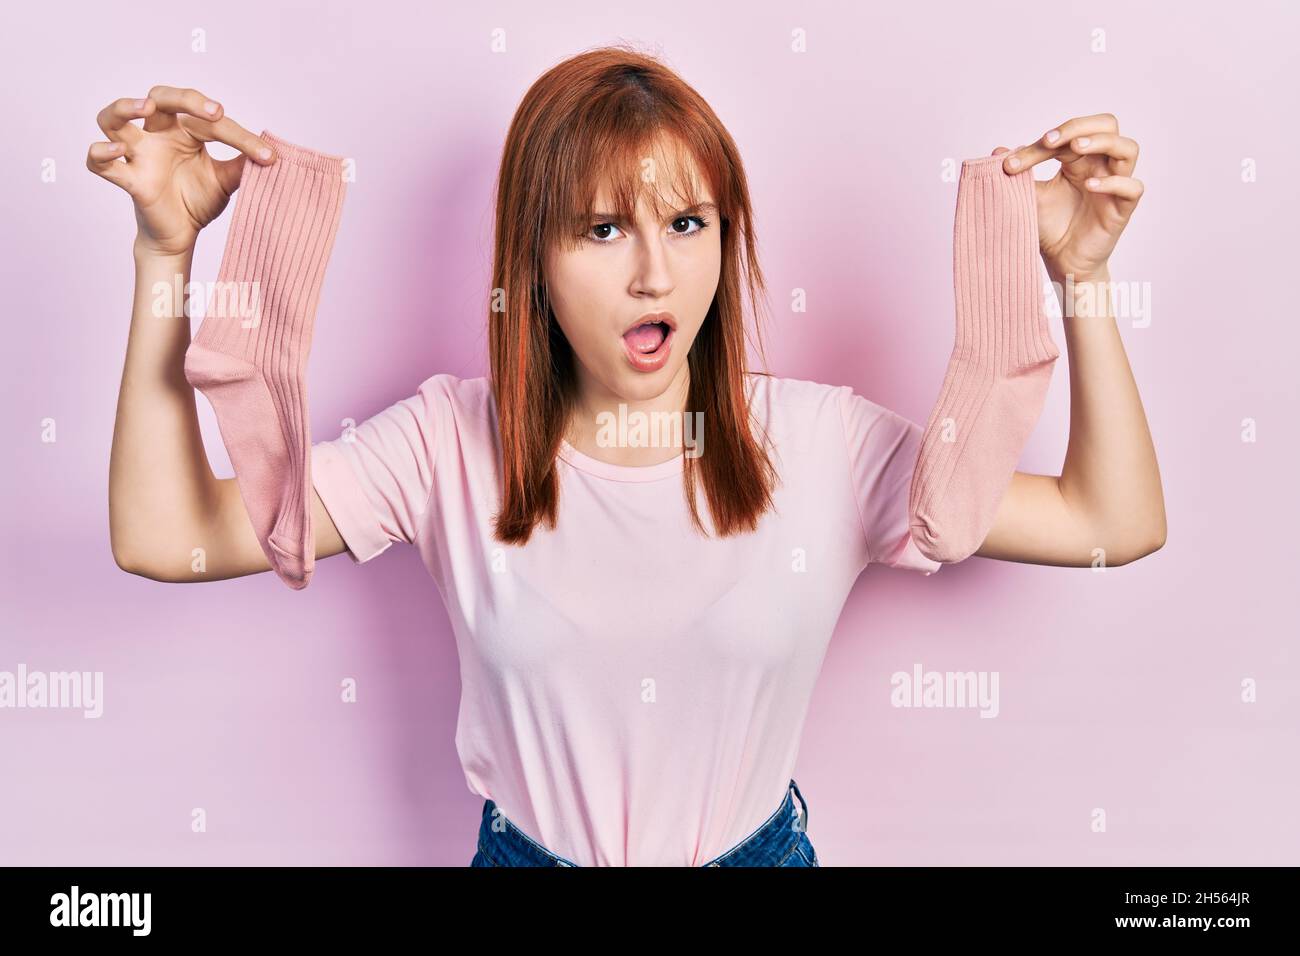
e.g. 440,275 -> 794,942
629,233 -> 674,300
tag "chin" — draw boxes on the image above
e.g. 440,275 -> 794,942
612,369 -> 676,400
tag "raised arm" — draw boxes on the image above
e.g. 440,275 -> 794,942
976,115 -> 1164,567
95,86 -> 346,582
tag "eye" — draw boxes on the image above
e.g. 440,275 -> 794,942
587,222 -> 624,243
670,215 -> 710,238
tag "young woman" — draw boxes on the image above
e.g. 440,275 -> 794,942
96,47 -> 1163,867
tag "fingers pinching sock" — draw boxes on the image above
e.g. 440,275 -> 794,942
908,153 -> 1060,563
183,130 -> 347,589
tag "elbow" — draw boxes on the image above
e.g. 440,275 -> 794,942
110,540 -> 168,582
1139,513 -> 1169,560
1149,520 -> 1168,555
111,542 -> 148,578
110,535 -> 136,574
1105,522 -> 1167,567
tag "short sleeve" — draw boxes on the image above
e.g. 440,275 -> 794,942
310,378 -> 442,565
837,386 -> 942,576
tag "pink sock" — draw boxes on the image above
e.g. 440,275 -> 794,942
183,130 -> 347,589
908,153 -> 1060,563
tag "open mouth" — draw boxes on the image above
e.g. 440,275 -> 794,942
624,320 -> 671,353
621,316 -> 676,371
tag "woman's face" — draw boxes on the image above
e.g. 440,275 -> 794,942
544,154 -> 721,408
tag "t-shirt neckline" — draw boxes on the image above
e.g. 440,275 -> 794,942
557,439 -> 686,482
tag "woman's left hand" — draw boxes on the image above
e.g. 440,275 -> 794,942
996,112 -> 1143,283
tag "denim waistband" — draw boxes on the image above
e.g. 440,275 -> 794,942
702,778 -> 809,867
474,778 -> 810,867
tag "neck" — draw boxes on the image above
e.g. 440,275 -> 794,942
565,362 -> 692,466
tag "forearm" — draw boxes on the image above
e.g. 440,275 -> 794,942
1053,268 -> 1166,559
108,240 -> 220,570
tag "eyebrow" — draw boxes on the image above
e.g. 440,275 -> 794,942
590,201 -> 718,222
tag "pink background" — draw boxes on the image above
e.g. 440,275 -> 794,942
1,0 -> 1296,865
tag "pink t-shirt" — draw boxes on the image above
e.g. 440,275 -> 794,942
309,371 -> 940,866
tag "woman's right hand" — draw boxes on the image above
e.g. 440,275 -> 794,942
87,85 -> 276,257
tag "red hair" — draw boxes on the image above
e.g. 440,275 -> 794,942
489,44 -> 778,545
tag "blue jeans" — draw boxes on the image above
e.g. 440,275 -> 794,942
470,778 -> 820,867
